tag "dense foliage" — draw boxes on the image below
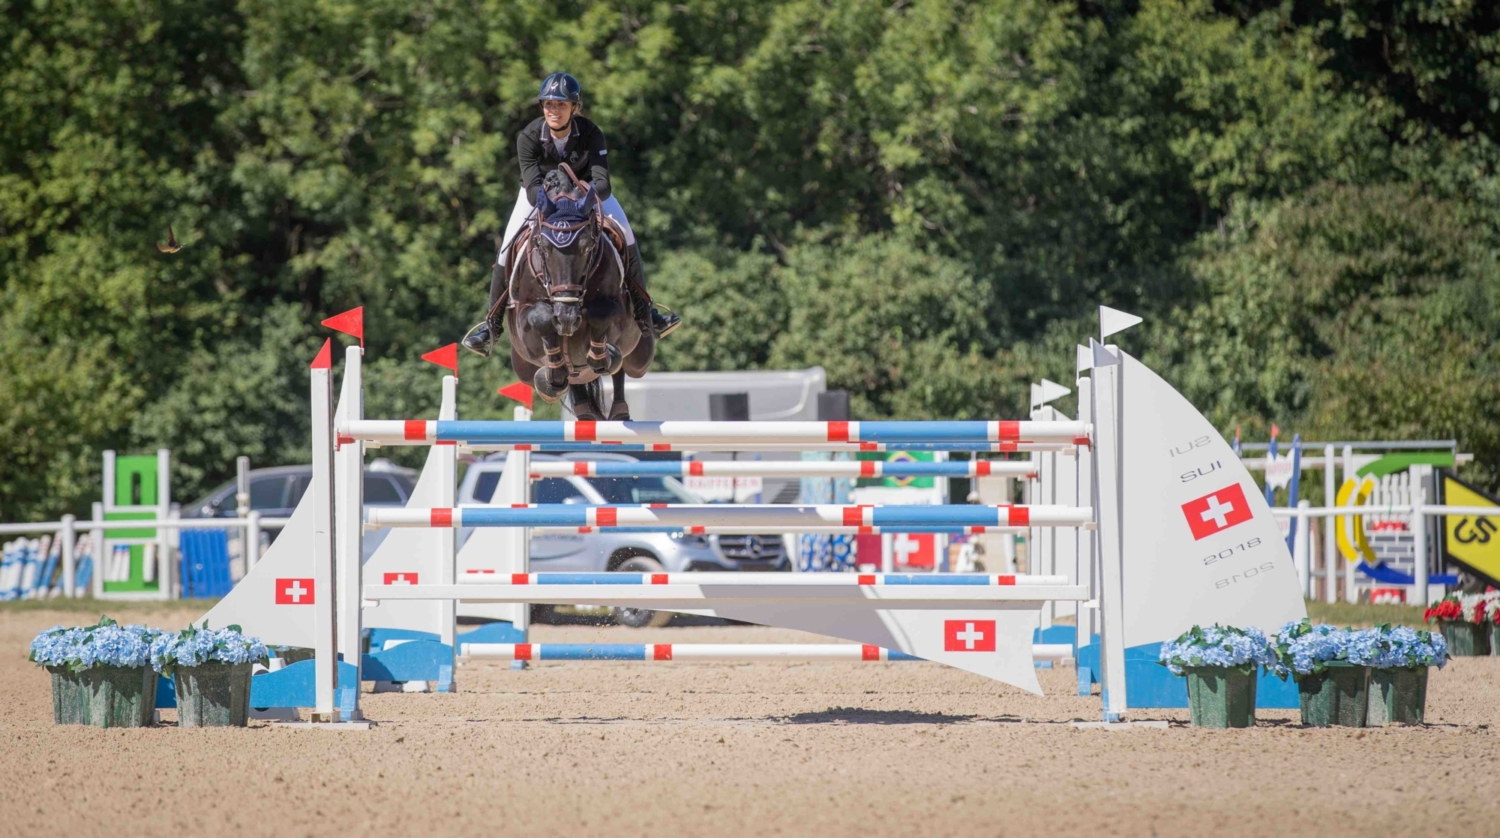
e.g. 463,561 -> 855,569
3,0 -> 1498,518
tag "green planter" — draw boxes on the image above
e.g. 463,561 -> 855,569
1298,663 -> 1370,727
1184,667 -> 1258,728
273,647 -> 315,665
1438,621 -> 1489,657
49,665 -> 155,728
1366,667 -> 1429,726
173,662 -> 255,728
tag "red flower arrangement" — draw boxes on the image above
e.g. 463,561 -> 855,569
1423,599 -> 1462,624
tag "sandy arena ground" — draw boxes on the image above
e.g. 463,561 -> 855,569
1,604 -> 1497,838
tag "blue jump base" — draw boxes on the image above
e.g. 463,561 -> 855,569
1074,636 -> 1299,709
149,624 -> 525,718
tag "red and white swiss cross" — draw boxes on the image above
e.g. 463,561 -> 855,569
943,619 -> 996,652
383,572 -> 418,585
274,578 -> 315,605
1180,484 -> 1253,540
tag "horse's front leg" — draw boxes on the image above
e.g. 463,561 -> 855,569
524,305 -> 570,402
583,313 -> 621,377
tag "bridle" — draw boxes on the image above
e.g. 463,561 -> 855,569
524,163 -> 610,305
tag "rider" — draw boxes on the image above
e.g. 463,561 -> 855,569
463,72 -> 681,355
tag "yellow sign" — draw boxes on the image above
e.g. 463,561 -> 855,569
1440,473 -> 1500,585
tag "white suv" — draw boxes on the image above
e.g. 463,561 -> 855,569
456,452 -> 789,626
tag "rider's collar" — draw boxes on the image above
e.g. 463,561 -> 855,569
543,117 -> 575,144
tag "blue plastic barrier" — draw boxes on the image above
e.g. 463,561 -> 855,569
178,529 -> 233,598
1075,637 -> 1299,709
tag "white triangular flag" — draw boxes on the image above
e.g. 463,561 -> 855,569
1090,339 -> 1120,368
1099,306 -> 1143,339
1037,378 -> 1070,406
1077,344 -> 1093,373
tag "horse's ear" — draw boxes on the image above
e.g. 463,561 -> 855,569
581,186 -> 598,211
536,189 -> 556,218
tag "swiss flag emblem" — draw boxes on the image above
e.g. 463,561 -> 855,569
383,572 -> 418,585
894,533 -> 936,568
275,578 -> 315,605
1181,484 -> 1253,540
943,619 -> 996,652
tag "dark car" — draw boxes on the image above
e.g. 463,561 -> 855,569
183,460 -> 417,558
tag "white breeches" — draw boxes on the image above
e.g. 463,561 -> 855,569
497,187 -> 635,266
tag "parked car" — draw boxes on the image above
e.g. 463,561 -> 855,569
457,452 -> 789,626
182,459 -> 417,559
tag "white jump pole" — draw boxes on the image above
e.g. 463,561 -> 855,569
309,343 -> 339,722
334,346 -> 364,696
526,526 -> 1029,536
1324,443 -> 1337,603
461,642 -> 1076,663
1343,444 -> 1358,604
465,442 -> 1075,454
366,504 -> 1094,530
1089,340 -> 1128,722
1076,360 -> 1097,649
527,460 -> 1038,479
1294,499 -> 1312,597
1412,478 -> 1428,607
346,419 -> 1091,446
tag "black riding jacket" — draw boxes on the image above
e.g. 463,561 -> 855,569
518,115 -> 611,201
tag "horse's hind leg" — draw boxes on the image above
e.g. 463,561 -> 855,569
568,382 -> 606,421
607,369 -> 629,420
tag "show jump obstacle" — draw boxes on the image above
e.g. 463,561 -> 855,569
198,307 -> 1307,725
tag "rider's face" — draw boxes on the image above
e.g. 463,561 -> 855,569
541,101 -> 574,132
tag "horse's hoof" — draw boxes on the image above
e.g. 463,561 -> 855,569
606,344 -> 624,376
533,367 -> 567,401
608,401 -> 630,421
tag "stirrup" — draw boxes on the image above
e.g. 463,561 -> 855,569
462,320 -> 495,358
651,308 -> 681,339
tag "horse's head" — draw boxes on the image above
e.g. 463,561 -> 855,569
532,186 -> 604,338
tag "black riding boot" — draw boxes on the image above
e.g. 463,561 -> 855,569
623,242 -> 681,339
462,262 -> 508,357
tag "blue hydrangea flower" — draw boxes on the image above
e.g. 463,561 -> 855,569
1358,625 -> 1449,670
1267,619 -> 1443,678
29,618 -> 166,672
1158,624 -> 1278,676
151,625 -> 269,676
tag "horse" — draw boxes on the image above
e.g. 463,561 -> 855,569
502,169 -> 654,420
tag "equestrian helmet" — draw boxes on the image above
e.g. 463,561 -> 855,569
538,72 -> 581,103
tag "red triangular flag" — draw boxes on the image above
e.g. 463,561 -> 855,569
421,343 -> 459,378
1270,423 -> 1280,439
498,381 -> 534,410
310,338 -> 332,370
322,307 -> 364,347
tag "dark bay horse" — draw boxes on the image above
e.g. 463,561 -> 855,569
504,173 -> 654,420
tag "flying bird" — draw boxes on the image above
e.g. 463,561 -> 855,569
156,225 -> 182,254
